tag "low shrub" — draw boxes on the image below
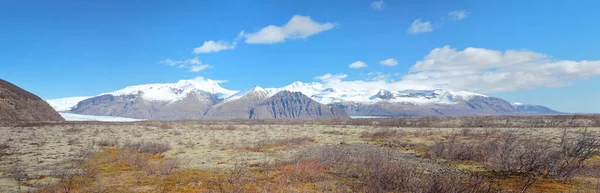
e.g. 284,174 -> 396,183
124,141 -> 171,155
360,129 -> 404,140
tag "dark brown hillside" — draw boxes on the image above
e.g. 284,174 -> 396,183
250,91 -> 349,119
0,79 -> 64,122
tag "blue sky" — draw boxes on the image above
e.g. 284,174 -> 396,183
1,0 -> 600,113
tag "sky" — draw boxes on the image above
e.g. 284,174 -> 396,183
1,0 -> 600,113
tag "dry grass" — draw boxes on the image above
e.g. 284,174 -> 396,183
241,137 -> 315,152
123,141 -> 172,155
321,130 -> 345,135
37,145 -> 496,192
360,128 -> 404,140
1,118 -> 600,192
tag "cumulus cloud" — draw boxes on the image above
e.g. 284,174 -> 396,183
160,57 -> 213,72
241,15 -> 336,44
380,58 -> 398,66
371,1 -> 384,10
193,40 -> 236,54
448,10 -> 469,21
349,61 -> 368,69
314,46 -> 600,94
404,46 -> 600,93
407,19 -> 433,34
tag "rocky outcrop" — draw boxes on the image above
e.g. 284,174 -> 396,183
250,91 -> 349,119
0,79 -> 64,122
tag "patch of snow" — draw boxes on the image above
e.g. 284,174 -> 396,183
447,90 -> 487,100
60,113 -> 143,122
511,102 -> 524,106
224,86 -> 268,102
46,96 -> 92,111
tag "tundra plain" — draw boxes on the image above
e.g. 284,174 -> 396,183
1,115 -> 600,192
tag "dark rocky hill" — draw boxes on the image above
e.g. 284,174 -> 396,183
0,79 -> 64,122
250,91 -> 349,119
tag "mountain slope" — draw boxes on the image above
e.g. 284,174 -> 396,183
512,103 -> 563,114
249,91 -> 349,119
71,92 -> 219,120
203,86 -> 269,120
0,79 -> 64,122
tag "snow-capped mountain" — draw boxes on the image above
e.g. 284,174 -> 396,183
103,78 -> 237,102
46,78 -> 562,120
203,86 -> 272,120
223,86 -> 269,103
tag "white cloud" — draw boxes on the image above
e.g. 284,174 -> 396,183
314,46 -> 600,94
349,61 -> 368,69
407,19 -> 433,34
403,46 -> 600,93
371,1 -> 384,10
242,15 -> 336,44
313,73 -> 420,93
160,56 -> 213,72
193,40 -> 236,54
380,58 -> 398,66
160,59 -> 179,67
188,76 -> 228,84
448,10 -> 468,21
314,73 -> 348,82
189,64 -> 212,72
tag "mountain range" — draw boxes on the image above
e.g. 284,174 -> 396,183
46,78 -> 562,120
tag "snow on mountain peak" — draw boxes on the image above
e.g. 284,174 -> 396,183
371,89 -> 396,100
104,77 -> 237,102
358,89 -> 488,105
249,86 -> 266,92
267,81 -> 325,97
446,90 -> 487,100
174,77 -> 229,94
223,85 -> 269,102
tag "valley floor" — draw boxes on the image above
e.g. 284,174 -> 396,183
0,117 -> 599,192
